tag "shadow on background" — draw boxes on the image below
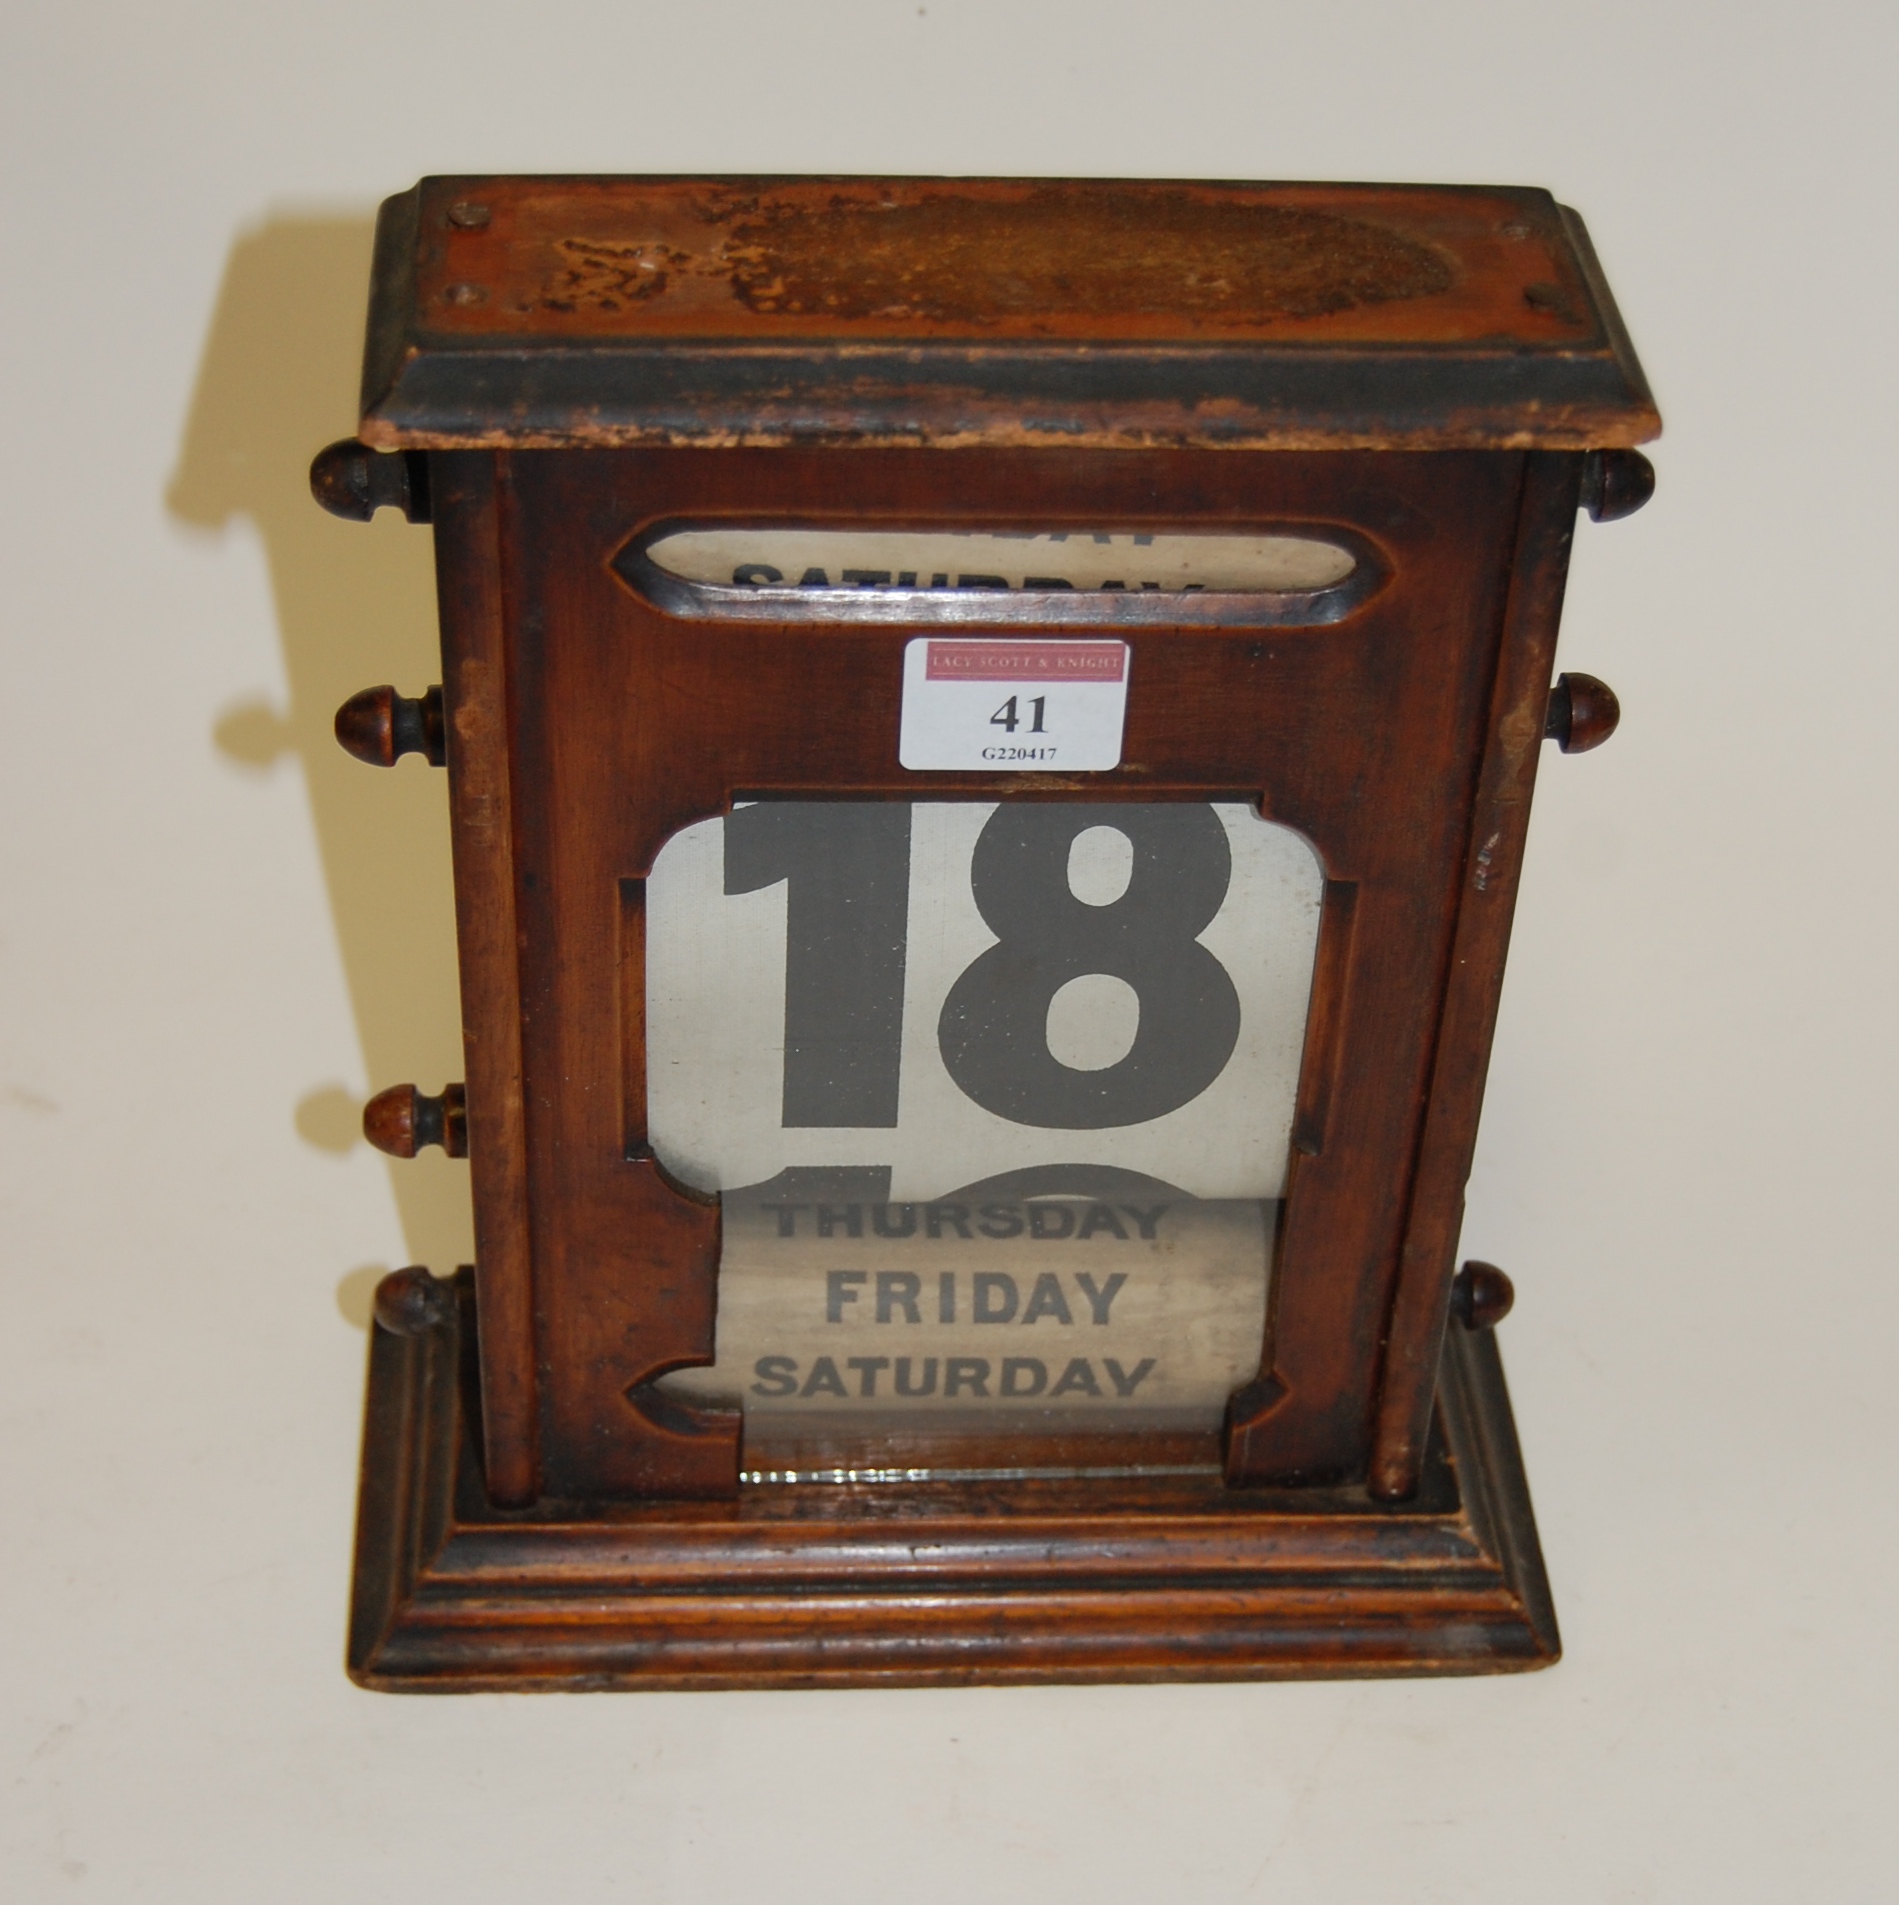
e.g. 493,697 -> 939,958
169,215 -> 475,1302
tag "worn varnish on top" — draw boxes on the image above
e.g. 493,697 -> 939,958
360,177 -> 1659,452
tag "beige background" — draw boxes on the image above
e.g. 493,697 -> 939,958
2,2 -> 1893,1898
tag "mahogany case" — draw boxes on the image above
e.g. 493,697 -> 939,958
318,176 -> 1658,1688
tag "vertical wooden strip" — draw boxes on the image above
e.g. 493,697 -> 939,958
433,452 -> 538,1507
1223,879 -> 1360,1473
1368,451 -> 1584,1501
1286,879 -> 1359,1163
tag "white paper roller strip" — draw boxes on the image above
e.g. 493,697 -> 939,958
660,1194 -> 1270,1433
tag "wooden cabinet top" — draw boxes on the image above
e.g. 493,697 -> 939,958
359,176 -> 1659,453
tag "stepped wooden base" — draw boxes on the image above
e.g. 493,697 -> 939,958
348,1274 -> 1558,1691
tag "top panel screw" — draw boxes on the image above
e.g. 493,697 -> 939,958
447,201 -> 491,230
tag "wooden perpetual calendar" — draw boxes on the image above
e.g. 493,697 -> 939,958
316,177 -> 1658,1689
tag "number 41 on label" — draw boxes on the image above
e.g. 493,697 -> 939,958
899,638 -> 1130,771
990,694 -> 1047,735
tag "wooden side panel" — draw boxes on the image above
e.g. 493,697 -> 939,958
1369,451 -> 1584,1499
432,455 -> 537,1505
498,459 -> 739,1502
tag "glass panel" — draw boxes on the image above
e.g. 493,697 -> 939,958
649,801 -> 1324,1467
615,526 -> 1376,627
646,527 -> 1357,593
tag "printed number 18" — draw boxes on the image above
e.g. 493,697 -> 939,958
991,695 -> 1047,734
723,803 -> 1242,1134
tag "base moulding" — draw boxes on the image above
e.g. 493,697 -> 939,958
349,1273 -> 1559,1691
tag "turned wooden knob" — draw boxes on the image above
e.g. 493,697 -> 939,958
1545,672 -> 1620,753
335,685 -> 446,767
363,1083 -> 467,1158
373,1266 -> 457,1336
1579,448 -> 1654,522
1451,1261 -> 1515,1330
309,440 -> 433,523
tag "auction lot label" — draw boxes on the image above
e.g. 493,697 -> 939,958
899,638 -> 1130,771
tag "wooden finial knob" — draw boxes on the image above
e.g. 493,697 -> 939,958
1580,448 -> 1655,522
372,1266 -> 457,1336
1451,1261 -> 1515,1330
308,440 -> 433,523
363,1083 -> 468,1159
334,685 -> 446,767
1544,672 -> 1620,753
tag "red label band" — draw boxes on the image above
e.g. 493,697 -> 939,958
925,640 -> 1127,684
